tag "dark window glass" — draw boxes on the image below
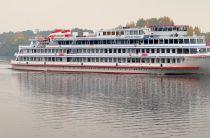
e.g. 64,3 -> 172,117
179,39 -> 183,44
164,39 -> 169,44
177,49 -> 182,54
190,48 -> 197,54
172,49 -> 176,53
144,39 -> 148,44
154,39 -> 158,44
190,39 -> 196,44
167,49 -> 170,53
130,39 -> 134,44
149,39 -> 153,44
184,39 -> 189,44
159,39 -> 164,44
169,39 -> 173,44
183,49 -> 189,54
122,49 -> 126,53
174,39 -> 178,44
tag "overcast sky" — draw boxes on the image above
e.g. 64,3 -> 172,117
0,0 -> 210,32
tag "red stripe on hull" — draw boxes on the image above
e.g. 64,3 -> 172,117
11,63 -> 199,70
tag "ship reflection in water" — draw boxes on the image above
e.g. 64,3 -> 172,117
1,66 -> 210,138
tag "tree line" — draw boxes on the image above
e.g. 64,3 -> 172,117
0,28 -> 93,56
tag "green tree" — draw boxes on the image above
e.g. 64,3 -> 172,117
136,18 -> 146,28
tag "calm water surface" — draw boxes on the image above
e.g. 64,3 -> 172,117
0,58 -> 210,138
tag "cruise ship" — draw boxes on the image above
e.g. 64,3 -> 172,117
11,25 -> 210,74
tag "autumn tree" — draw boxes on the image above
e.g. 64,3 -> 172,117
194,26 -> 201,36
158,16 -> 174,25
145,18 -> 159,27
126,21 -> 136,28
187,26 -> 194,36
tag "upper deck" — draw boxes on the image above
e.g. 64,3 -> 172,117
150,25 -> 188,36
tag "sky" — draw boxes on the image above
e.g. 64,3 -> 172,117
0,0 -> 210,33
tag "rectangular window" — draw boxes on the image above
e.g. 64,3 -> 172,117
184,39 -> 189,44
166,49 -> 170,53
149,39 -> 153,44
179,39 -> 183,44
172,49 -> 176,53
144,39 -> 148,44
122,49 -> 126,53
118,49 -> 121,53
167,58 -> 170,63
109,49 -> 112,53
154,39 -> 158,44
164,39 -> 169,44
174,39 -> 178,44
183,49 -> 189,54
190,48 -> 197,54
190,39 -> 196,44
169,39 -> 173,44
177,49 -> 182,54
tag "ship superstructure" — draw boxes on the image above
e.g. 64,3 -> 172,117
11,25 -> 210,74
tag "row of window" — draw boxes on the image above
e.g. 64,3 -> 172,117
100,30 -> 145,36
56,38 -> 204,45
20,48 -> 206,54
18,57 -> 184,64
150,26 -> 188,32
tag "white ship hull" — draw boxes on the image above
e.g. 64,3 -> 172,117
11,55 -> 210,75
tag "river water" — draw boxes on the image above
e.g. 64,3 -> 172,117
0,57 -> 210,138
